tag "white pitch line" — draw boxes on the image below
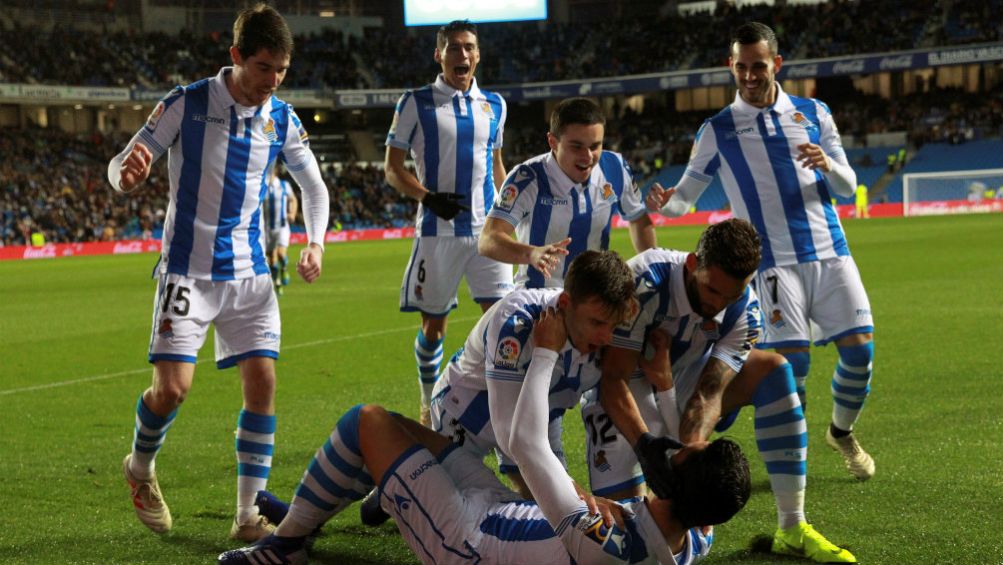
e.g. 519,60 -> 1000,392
0,316 -> 480,396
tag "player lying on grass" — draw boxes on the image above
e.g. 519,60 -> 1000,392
218,304 -> 752,564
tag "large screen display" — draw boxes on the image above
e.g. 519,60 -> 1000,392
403,0 -> 547,27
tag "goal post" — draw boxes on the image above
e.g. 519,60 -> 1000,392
902,168 -> 1003,217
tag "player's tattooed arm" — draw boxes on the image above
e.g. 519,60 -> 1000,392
678,358 -> 736,443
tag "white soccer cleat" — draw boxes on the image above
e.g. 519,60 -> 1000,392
230,514 -> 277,542
825,428 -> 875,481
123,454 -> 172,533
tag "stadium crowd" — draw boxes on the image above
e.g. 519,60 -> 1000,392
2,0 -> 998,89
0,127 -> 418,246
4,81 -> 1002,246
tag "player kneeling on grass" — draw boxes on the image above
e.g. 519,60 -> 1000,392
218,307 -> 753,565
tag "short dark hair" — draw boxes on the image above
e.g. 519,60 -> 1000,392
695,219 -> 761,280
549,97 -> 606,138
731,22 -> 778,56
564,250 -> 635,323
233,3 -> 294,60
670,438 -> 752,528
437,19 -> 478,49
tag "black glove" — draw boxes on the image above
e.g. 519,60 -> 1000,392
633,432 -> 683,499
422,192 -> 469,220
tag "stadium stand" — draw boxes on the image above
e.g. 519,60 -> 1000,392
2,0 -> 1001,242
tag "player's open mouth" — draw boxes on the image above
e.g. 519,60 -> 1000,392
576,163 -> 593,172
454,65 -> 470,77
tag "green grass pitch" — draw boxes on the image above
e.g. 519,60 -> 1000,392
1,213 -> 1001,564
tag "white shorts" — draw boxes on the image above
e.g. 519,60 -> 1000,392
377,445 -> 516,565
429,394 -> 567,475
148,273 -> 280,368
266,226 -> 291,254
581,377 -> 668,496
400,236 -> 514,316
755,256 -> 873,348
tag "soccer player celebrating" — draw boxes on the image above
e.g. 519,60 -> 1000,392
108,4 -> 329,541
218,299 -> 752,565
648,22 -> 876,482
596,219 -> 856,562
478,97 -> 657,287
265,163 -> 299,296
384,20 -> 514,427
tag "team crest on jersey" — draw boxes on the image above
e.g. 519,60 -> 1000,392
791,112 -> 818,132
497,185 -> 518,211
601,183 -> 614,200
594,450 -> 611,472
263,119 -> 279,143
158,318 -> 174,338
146,101 -> 166,132
770,309 -> 786,328
494,337 -> 521,370
480,102 -> 494,118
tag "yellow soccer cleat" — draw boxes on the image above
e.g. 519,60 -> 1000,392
772,522 -> 857,563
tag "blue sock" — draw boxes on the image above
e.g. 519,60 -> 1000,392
236,409 -> 276,522
785,350 -> 811,411
415,330 -> 444,406
130,394 -> 177,479
753,363 -> 807,529
831,341 -> 874,432
284,405 -> 375,533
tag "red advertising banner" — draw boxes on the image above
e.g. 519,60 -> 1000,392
2,201 -> 995,262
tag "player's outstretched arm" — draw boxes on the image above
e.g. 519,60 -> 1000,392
509,308 -> 589,526
678,357 -> 736,443
478,218 -> 570,278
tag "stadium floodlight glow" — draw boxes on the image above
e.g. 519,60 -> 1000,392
903,168 -> 1003,216
403,0 -> 547,26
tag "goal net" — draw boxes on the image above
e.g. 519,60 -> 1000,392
902,168 -> 1003,217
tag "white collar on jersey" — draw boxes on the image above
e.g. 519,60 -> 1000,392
543,151 -> 601,196
213,67 -> 273,117
433,74 -> 483,100
731,81 -> 795,115
671,260 -> 727,324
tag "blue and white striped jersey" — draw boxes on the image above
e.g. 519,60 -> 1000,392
110,67 -> 328,281
433,288 -> 601,452
386,75 -> 506,237
476,498 -> 713,564
680,84 -> 853,269
613,249 -> 762,403
265,177 -> 291,230
488,151 -> 646,288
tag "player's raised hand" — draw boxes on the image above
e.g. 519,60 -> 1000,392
119,143 -> 153,193
533,307 -> 567,353
796,142 -> 831,172
529,237 -> 571,278
645,183 -> 677,212
639,328 -> 674,392
422,192 -> 469,220
297,242 -> 323,283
